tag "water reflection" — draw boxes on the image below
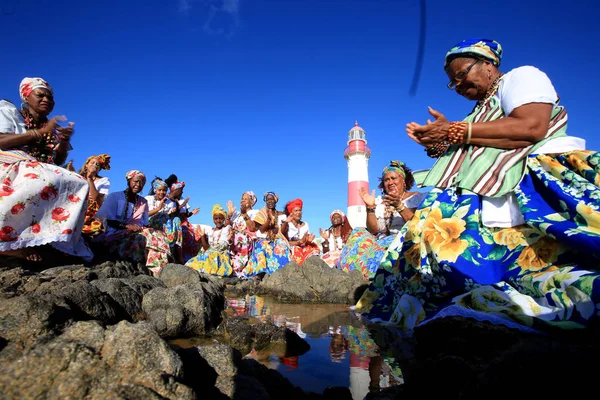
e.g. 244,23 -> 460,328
226,295 -> 404,399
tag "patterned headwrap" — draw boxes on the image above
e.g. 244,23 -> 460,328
286,198 -> 303,214
382,160 -> 406,178
78,154 -> 111,176
212,204 -> 227,218
170,181 -> 185,192
330,209 -> 345,221
125,170 -> 146,182
263,191 -> 279,203
152,179 -> 168,192
444,38 -> 503,68
244,191 -> 257,206
20,77 -> 53,102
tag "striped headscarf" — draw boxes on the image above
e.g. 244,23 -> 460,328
382,160 -> 406,178
125,170 -> 146,182
263,191 -> 279,203
244,191 -> 257,206
212,204 -> 227,218
20,77 -> 53,102
444,38 -> 503,68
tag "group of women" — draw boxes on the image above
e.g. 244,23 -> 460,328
3,36 -> 600,333
185,192 -> 323,279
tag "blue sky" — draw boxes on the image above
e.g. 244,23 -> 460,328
2,0 -> 598,232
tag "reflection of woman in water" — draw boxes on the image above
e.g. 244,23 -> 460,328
328,326 -> 349,363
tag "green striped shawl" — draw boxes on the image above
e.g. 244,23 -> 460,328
419,96 -> 568,197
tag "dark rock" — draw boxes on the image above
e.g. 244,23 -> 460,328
142,281 -> 225,338
0,295 -> 72,350
260,257 -> 367,303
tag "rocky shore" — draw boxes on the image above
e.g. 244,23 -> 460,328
1,255 -> 599,399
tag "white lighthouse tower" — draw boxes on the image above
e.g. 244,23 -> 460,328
344,121 -> 371,228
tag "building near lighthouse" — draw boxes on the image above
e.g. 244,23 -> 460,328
344,121 -> 371,228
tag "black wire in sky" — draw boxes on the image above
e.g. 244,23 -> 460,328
409,0 -> 426,96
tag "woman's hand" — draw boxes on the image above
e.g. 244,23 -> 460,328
227,200 -> 236,217
56,122 -> 75,142
37,115 -> 67,138
126,224 -> 142,232
319,228 -> 329,241
359,187 -> 376,208
406,107 -> 450,147
383,192 -> 403,210
191,207 -> 199,215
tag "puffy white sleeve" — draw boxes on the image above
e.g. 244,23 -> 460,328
499,66 -> 558,116
95,177 -> 111,196
0,100 -> 26,134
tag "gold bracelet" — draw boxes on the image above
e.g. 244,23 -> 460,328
466,122 -> 472,144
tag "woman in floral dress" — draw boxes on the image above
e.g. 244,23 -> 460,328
185,204 -> 233,276
0,77 -> 92,262
226,191 -> 259,278
94,170 -> 171,275
245,191 -> 291,277
145,178 -> 184,264
80,154 -> 111,237
357,38 -> 600,331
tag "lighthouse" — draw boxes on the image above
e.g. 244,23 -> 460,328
344,121 -> 371,228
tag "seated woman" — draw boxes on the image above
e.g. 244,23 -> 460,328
281,198 -> 320,266
226,191 -> 259,278
185,204 -> 233,276
320,210 -> 353,268
357,38 -> 600,331
337,161 -> 426,279
145,178 -> 184,264
94,170 -> 171,275
80,154 -> 111,237
0,77 -> 92,262
245,191 -> 291,278
167,179 -> 201,262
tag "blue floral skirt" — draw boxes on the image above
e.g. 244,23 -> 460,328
336,228 -> 395,279
245,236 -> 291,277
357,151 -> 600,331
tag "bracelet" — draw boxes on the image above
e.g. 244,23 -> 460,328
366,208 -> 375,214
466,122 -> 472,144
425,141 -> 448,158
243,214 -> 250,221
447,122 -> 467,145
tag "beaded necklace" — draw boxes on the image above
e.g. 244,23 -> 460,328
474,73 -> 505,109
20,109 -> 59,164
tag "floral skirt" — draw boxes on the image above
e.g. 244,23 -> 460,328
81,198 -> 104,236
356,151 -> 600,331
322,249 -> 343,268
185,248 -> 233,276
245,236 -> 291,277
181,220 -> 202,262
291,242 -> 320,265
0,160 -> 92,260
231,230 -> 254,276
149,213 -> 183,248
106,227 -> 171,275
336,228 -> 395,279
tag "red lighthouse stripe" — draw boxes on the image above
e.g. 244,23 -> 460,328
348,180 -> 369,206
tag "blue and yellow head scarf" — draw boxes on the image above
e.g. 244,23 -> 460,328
263,191 -> 279,203
382,160 -> 406,178
152,179 -> 168,192
444,38 -> 503,68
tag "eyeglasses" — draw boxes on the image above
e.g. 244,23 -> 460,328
447,59 -> 481,90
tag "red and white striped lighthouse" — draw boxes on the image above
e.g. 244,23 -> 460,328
344,121 -> 371,228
